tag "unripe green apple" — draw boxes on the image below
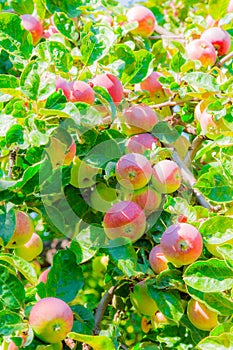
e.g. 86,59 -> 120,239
103,200 -> 146,242
15,233 -> 43,262
6,211 -> 34,248
160,223 -> 203,267
70,156 -> 101,189
126,6 -> 156,37
130,281 -> 158,316
187,299 -> 218,331
90,182 -> 117,212
152,160 -> 182,194
29,297 -> 73,343
116,153 -> 153,190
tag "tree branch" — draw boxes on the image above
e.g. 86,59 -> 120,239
93,286 -> 116,335
150,99 -> 195,110
153,24 -> 181,37
217,51 -> 233,67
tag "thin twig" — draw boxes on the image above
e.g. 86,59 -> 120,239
150,99 -> 194,109
217,51 -> 233,67
153,24 -> 181,37
8,147 -> 18,178
93,286 -> 116,335
120,344 -> 128,350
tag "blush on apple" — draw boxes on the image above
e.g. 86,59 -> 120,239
126,133 -> 158,154
91,74 -> 123,104
152,159 -> 182,194
15,233 -> 43,262
187,299 -> 218,331
201,27 -> 231,56
69,80 -> 95,105
186,39 -> 217,66
126,6 -> 156,37
132,185 -> 162,216
135,72 -> 163,97
21,14 -> 43,45
6,211 -> 34,248
149,244 -> 168,274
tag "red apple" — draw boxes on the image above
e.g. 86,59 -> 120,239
55,77 -> 71,100
69,80 -> 95,105
38,267 -> 51,284
116,153 -> 152,190
135,72 -> 162,97
126,6 -> 156,37
21,15 -> 43,45
160,223 -> 203,267
152,160 -> 182,194
92,74 -> 123,104
120,104 -> 158,136
6,211 -> 34,248
186,39 -> 217,66
29,297 -> 73,343
187,299 -> 218,331
126,133 -> 158,154
15,233 -> 43,262
149,244 -> 168,274
64,138 -> 76,166
201,27 -> 231,56
43,25 -> 59,38
132,186 -> 161,216
103,201 -> 146,242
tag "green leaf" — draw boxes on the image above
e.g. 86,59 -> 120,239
156,270 -> 186,292
114,44 -> 135,78
0,13 -> 33,59
45,249 -> 84,302
93,86 -> 116,120
0,75 -> 19,92
129,49 -> 154,84
8,0 -> 34,14
45,0 -> 82,17
80,32 -> 106,66
183,259 -> 233,292
0,254 -> 37,285
68,333 -> 115,350
148,286 -> 184,324
37,41 -> 73,72
0,310 -> 25,336
183,73 -> 219,92
0,266 -> 25,309
0,207 -> 15,246
152,122 -> 181,143
197,332 -> 233,349
180,315 -> 207,345
6,125 -> 24,145
199,216 -> 233,245
187,286 -> 233,316
20,61 -> 40,100
53,12 -> 79,41
170,51 -> 186,73
71,305 -> 95,335
195,166 -> 233,203
208,0 -> 229,20
217,244 -> 233,270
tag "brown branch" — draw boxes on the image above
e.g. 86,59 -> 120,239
153,24 -> 181,37
150,99 -> 195,109
93,286 -> 116,335
8,147 -> 18,178
216,51 -> 233,67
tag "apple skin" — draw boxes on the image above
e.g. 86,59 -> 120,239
43,25 -> 59,38
206,14 -> 218,27
70,156 -> 101,189
8,342 -> 18,350
152,160 -> 182,194
120,104 -> 158,136
21,15 -> 43,45
135,72 -> 162,97
187,299 -> 218,331
69,81 -> 95,105
141,317 -> 151,333
199,110 -> 229,140
29,297 -> 73,343
201,27 -> 231,56
90,182 -> 117,213
186,39 -> 217,67
103,200 -> 146,242
151,311 -> 170,328
130,281 -> 158,316
15,233 -> 43,262
149,244 -> 168,274
38,267 -> 51,284
228,0 -> 233,12
116,153 -> 153,190
126,133 -> 158,154
55,78 -> 71,100
64,138 -> 76,166
126,6 -> 156,37
132,186 -> 162,216
160,223 -> 203,267
91,74 -> 123,104
6,211 -> 34,248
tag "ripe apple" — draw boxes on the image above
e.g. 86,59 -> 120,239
151,311 -> 170,328
91,74 -> 123,104
29,297 -> 73,343
6,211 -> 34,248
228,0 -> 233,12
130,281 -> 158,316
38,267 -> 51,284
55,77 -> 71,100
160,223 -> 203,267
186,39 -> 217,66
201,27 -> 231,56
90,182 -> 117,212
120,104 -> 158,136
126,133 -> 158,154
198,109 -> 229,140
64,138 -> 76,166
70,156 -> 101,189
69,80 -> 95,105
135,72 -> 162,97
126,6 -> 156,37
187,299 -> 218,331
132,186 -> 162,216
152,159 -> 182,194
15,233 -> 43,262
8,342 -> 18,350
103,200 -> 146,242
149,244 -> 168,274
21,15 -> 43,45
116,153 -> 153,190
